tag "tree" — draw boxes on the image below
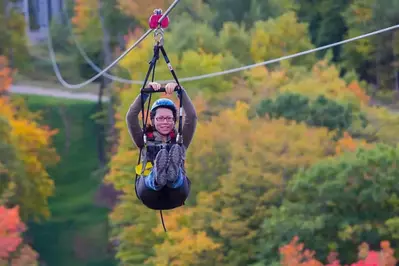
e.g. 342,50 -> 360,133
187,102 -> 335,265
0,56 -> 59,221
145,209 -> 222,265
275,60 -> 371,108
277,237 -> 397,266
205,0 -> 298,30
256,92 -> 368,138
119,29 -> 238,97
71,0 -> 102,50
0,205 -> 38,265
249,12 -> 316,69
255,144 -> 399,265
0,0 -> 29,69
341,0 -> 399,91
218,21 -> 252,64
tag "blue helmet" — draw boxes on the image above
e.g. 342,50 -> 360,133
150,98 -> 177,120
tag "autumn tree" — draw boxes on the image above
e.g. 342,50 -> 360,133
119,30 -> 237,97
0,56 -> 59,221
185,102 -> 335,265
145,208 -> 222,265
277,237 -> 397,266
0,205 -> 38,266
255,144 -> 399,265
250,12 -> 316,69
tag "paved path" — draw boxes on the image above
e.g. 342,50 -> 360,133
10,84 -> 109,102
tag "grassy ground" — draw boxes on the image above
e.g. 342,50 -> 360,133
17,95 -> 116,266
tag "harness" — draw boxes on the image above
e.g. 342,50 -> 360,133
135,129 -> 178,177
134,9 -> 187,232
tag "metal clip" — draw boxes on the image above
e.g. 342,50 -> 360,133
176,133 -> 183,144
154,28 -> 164,46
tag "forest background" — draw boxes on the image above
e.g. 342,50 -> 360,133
1,0 -> 399,265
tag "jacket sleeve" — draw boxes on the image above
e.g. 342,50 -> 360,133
126,93 -> 149,149
180,88 -> 198,149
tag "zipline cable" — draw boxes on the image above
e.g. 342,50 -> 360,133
175,24 -> 399,82
48,1 -> 399,87
61,7 -> 141,84
45,0 -> 181,89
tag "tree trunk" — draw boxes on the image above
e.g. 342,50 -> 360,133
96,80 -> 106,167
57,105 -> 71,155
393,33 -> 399,92
96,0 -> 114,168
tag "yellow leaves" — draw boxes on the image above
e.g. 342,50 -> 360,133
361,106 -> 399,145
184,101 -> 336,263
0,59 -> 58,221
71,0 -> 99,33
278,60 -> 368,106
250,11 -> 315,67
147,228 -> 221,266
119,30 -> 233,98
147,208 -> 222,266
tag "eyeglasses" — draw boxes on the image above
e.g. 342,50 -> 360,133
155,116 -> 174,122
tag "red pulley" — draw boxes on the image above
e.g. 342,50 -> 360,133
149,9 -> 169,29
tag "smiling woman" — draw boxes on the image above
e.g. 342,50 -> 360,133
126,81 -> 197,212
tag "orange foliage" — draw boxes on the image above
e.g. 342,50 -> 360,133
0,205 -> 38,264
335,132 -> 371,155
0,57 -> 59,221
346,81 -> 370,105
0,56 -> 13,94
280,236 -> 323,266
279,237 -> 397,266
71,0 -> 99,33
0,206 -> 24,258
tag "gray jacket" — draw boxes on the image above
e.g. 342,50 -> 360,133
126,88 -> 198,151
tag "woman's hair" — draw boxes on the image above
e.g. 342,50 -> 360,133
150,106 -> 177,121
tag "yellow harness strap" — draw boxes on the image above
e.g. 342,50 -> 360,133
135,161 -> 153,176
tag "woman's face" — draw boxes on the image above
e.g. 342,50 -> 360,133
154,108 -> 175,135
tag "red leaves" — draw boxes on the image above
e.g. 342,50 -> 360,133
279,237 -> 397,266
0,56 -> 13,94
279,236 -> 323,266
0,205 -> 25,259
0,205 -> 38,265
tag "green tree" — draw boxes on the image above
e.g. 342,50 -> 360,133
0,0 -> 29,69
255,144 -> 399,265
256,92 -> 368,137
250,12 -> 316,69
341,0 -> 399,91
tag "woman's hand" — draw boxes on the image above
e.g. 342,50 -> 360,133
165,82 -> 179,95
148,82 -> 161,91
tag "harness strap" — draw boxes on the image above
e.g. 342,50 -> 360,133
160,210 -> 167,232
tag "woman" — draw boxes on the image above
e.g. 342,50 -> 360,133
126,82 -> 197,210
